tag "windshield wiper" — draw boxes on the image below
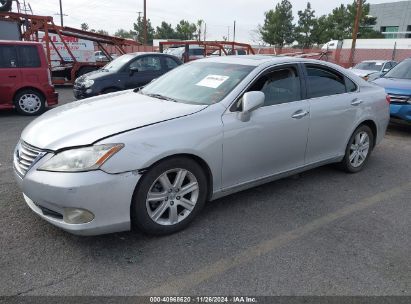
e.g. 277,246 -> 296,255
144,93 -> 178,103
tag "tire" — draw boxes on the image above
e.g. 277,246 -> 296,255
14,89 -> 46,116
131,157 -> 208,235
0,0 -> 12,12
339,125 -> 374,173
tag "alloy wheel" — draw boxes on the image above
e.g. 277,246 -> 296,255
146,168 -> 199,226
349,131 -> 370,168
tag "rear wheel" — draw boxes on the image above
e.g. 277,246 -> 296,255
131,157 -> 208,235
14,89 -> 45,116
340,125 -> 374,173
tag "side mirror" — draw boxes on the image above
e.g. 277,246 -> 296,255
237,91 -> 265,122
129,66 -> 139,75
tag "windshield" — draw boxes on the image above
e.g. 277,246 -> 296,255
141,61 -> 255,105
384,60 -> 411,79
354,62 -> 383,71
102,54 -> 134,72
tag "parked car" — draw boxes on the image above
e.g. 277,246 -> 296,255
14,56 -> 389,236
0,40 -> 58,115
373,58 -> 411,123
170,46 -> 205,62
350,60 -> 397,81
73,52 -> 182,99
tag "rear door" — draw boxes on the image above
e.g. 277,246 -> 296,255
0,45 -> 21,106
124,55 -> 164,89
16,45 -> 44,86
302,63 -> 361,164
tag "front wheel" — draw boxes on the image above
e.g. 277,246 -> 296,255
131,157 -> 208,235
340,125 -> 374,173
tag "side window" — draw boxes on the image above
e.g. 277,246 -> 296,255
345,77 -> 357,92
305,65 -> 346,98
164,57 -> 179,70
247,67 -> 301,107
17,45 -> 41,68
0,45 -> 18,68
130,56 -> 161,72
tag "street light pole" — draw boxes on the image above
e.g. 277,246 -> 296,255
349,0 -> 362,67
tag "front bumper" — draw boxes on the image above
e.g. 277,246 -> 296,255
390,103 -> 411,122
73,86 -> 97,100
14,159 -> 141,236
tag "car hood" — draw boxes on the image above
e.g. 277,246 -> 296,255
373,77 -> 411,94
350,69 -> 378,77
21,91 -> 207,151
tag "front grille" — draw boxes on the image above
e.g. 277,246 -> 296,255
14,141 -> 46,178
388,93 -> 411,104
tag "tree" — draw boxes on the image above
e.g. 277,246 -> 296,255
310,15 -> 333,45
96,29 -> 109,35
114,29 -> 136,39
260,0 -> 294,49
295,2 -> 316,48
80,23 -> 89,31
196,19 -> 204,41
155,22 -> 176,39
133,16 -> 155,44
175,20 -> 197,40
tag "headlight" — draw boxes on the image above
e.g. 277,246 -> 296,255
83,79 -> 94,88
38,144 -> 124,172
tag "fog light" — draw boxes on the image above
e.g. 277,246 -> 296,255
63,208 -> 94,224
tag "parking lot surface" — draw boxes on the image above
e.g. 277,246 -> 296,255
0,87 -> 410,296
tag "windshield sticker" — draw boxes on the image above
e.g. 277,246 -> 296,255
196,75 -> 229,89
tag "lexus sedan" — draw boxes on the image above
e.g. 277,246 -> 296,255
13,56 -> 389,236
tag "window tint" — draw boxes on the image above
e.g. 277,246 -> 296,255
306,65 -> 346,98
247,67 -> 301,107
189,48 -> 204,56
130,56 -> 161,72
17,45 -> 41,68
164,57 -> 179,70
384,62 -> 392,70
345,77 -> 357,92
0,45 -> 18,68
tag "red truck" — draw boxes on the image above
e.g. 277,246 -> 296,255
0,40 -> 58,115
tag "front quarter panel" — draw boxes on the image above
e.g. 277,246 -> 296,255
98,104 -> 225,193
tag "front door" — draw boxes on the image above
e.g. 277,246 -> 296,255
125,55 -> 164,89
221,65 -> 310,189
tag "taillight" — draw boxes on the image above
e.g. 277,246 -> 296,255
386,95 -> 391,104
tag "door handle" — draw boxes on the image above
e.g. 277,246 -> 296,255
8,75 -> 17,78
351,98 -> 363,106
292,110 -> 309,119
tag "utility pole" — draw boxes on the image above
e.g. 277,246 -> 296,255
204,23 -> 207,41
137,11 -> 142,19
349,0 -> 362,67
227,26 -> 230,41
233,20 -> 236,42
143,0 -> 147,45
59,0 -> 64,26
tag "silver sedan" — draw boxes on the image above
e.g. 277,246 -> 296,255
13,56 -> 390,236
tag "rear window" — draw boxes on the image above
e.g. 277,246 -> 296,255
0,45 -> 18,68
17,45 -> 41,68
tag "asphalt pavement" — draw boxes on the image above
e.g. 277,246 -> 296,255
0,87 -> 410,296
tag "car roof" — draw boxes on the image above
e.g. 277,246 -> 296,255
0,40 -> 42,46
200,55 -> 315,66
359,60 -> 389,63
